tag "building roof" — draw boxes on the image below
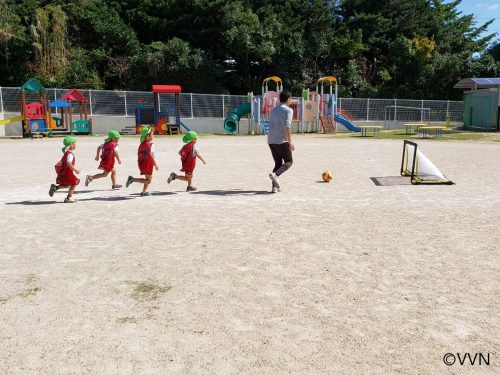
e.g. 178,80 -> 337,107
152,85 -> 182,94
20,78 -> 46,92
454,78 -> 500,89
61,88 -> 88,103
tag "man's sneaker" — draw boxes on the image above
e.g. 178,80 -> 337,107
167,172 -> 177,184
112,184 -> 122,189
49,184 -> 57,197
140,191 -> 151,196
85,175 -> 91,187
126,176 -> 133,188
64,197 -> 77,203
271,186 -> 278,193
269,173 -> 280,189
186,185 -> 197,192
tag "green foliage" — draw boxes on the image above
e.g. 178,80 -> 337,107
0,0 -> 497,99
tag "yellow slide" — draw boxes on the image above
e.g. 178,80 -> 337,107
0,116 -> 24,126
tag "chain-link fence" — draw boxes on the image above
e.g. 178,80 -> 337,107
0,86 -> 462,124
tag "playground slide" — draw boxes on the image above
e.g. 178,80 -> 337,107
224,103 -> 251,133
334,113 -> 361,132
179,121 -> 191,132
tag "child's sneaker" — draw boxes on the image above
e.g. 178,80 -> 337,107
49,184 -> 57,197
186,185 -> 197,192
140,191 -> 151,196
112,184 -> 122,189
85,175 -> 91,187
269,173 -> 280,189
126,176 -> 133,188
64,197 -> 77,203
167,172 -> 177,184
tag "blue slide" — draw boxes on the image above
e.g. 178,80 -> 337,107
334,113 -> 361,132
179,121 -> 191,132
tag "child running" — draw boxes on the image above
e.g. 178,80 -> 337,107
167,130 -> 206,191
49,136 -> 80,203
126,126 -> 158,196
85,130 -> 122,189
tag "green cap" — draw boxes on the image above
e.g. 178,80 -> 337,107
140,126 -> 152,143
105,130 -> 121,142
182,130 -> 199,143
62,136 -> 76,153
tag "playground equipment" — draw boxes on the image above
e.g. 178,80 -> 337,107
19,78 -> 50,138
222,75 -> 362,135
1,82 -> 94,137
135,85 -> 190,135
401,140 -> 453,185
60,88 -> 93,134
315,76 -> 361,133
224,76 -> 302,135
47,100 -> 72,135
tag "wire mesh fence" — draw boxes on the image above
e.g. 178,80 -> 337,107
0,86 -> 462,124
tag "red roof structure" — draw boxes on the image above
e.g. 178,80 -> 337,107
151,85 -> 182,94
62,88 -> 88,103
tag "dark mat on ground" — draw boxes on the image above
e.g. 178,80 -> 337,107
370,176 -> 412,186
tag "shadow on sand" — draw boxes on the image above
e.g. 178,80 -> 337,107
191,189 -> 269,196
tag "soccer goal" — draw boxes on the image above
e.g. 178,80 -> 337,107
385,105 -> 431,128
400,141 -> 453,185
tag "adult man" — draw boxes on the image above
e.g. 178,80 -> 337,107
267,90 -> 295,193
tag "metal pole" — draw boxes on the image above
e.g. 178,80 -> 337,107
124,91 -> 128,117
0,87 -> 4,114
53,89 -> 58,115
222,94 -> 225,118
366,98 -> 370,121
394,98 -> 397,128
89,90 -> 93,116
190,93 -> 194,119
421,99 -> 424,122
446,100 -> 450,120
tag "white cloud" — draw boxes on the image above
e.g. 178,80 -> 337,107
476,2 -> 500,10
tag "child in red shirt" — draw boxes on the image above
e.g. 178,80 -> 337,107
49,136 -> 80,203
85,130 -> 122,189
167,131 -> 206,191
126,126 -> 158,196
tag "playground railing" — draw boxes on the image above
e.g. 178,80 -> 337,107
0,86 -> 462,125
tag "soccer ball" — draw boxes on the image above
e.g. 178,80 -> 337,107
322,171 -> 333,182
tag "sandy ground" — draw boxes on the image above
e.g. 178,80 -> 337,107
0,135 -> 499,374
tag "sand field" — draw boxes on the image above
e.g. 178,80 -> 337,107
0,135 -> 499,374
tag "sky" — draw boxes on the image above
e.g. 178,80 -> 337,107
455,0 -> 500,43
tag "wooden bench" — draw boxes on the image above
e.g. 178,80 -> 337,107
402,123 -> 427,134
418,126 -> 447,138
359,125 -> 384,137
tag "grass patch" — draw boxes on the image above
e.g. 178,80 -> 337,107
18,287 -> 41,297
131,281 -> 171,301
117,316 -> 138,324
321,129 -> 495,142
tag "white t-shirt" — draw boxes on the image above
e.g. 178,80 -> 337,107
192,144 -> 199,157
66,152 -> 78,177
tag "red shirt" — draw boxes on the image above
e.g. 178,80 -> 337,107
55,150 -> 80,186
180,142 -> 196,174
99,141 -> 117,172
138,141 -> 154,175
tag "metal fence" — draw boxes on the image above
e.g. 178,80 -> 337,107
0,86 -> 462,123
